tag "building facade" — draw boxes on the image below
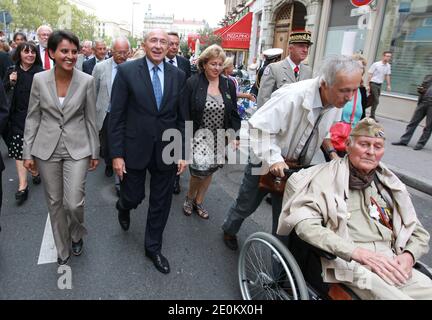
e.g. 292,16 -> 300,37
239,0 -> 432,121
97,21 -> 131,41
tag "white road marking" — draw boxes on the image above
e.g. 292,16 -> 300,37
37,214 -> 57,265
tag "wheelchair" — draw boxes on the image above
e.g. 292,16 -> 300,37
238,231 -> 432,300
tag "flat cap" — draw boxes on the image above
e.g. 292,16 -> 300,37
350,118 -> 385,139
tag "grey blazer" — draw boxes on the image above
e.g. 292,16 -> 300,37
92,57 -> 113,131
257,58 -> 313,108
23,69 -> 99,161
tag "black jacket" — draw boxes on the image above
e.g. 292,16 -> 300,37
82,57 -> 97,75
4,63 -> 44,134
0,51 -> 12,81
185,72 -> 241,136
176,55 -> 192,80
0,79 -> 9,172
108,58 -> 187,171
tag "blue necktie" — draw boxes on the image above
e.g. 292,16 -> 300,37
152,66 -> 162,110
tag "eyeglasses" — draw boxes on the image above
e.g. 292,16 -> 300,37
23,49 -> 36,55
207,62 -> 223,69
148,38 -> 168,46
113,50 -> 129,57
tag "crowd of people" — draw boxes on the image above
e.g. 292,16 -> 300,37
0,25 -> 431,299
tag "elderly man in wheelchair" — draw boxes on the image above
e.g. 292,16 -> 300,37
239,118 -> 432,300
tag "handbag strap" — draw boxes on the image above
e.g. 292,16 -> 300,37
349,90 -> 358,124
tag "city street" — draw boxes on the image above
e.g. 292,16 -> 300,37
0,114 -> 432,300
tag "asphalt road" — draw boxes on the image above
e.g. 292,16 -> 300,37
0,147 -> 431,300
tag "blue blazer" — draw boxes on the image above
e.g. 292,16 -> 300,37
108,58 -> 187,171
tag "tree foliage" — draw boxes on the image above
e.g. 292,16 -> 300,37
197,27 -> 222,51
0,0 -> 98,40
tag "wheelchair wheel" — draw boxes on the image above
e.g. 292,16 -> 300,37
238,232 -> 309,300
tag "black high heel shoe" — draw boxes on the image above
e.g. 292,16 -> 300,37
15,186 -> 29,205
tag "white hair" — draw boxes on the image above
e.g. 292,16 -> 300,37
112,36 -> 131,50
318,55 -> 363,86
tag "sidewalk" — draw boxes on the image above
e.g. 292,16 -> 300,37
376,115 -> 432,196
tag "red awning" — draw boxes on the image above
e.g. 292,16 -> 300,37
214,25 -> 229,35
219,12 -> 252,50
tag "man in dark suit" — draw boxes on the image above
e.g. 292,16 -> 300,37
0,79 -> 9,232
165,31 -> 192,195
82,40 -> 107,75
108,29 -> 188,274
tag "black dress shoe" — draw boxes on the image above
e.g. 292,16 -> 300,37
105,165 -> 114,177
116,201 -> 130,231
173,177 -> 181,194
146,252 -> 170,274
413,144 -> 424,151
72,239 -> 83,256
15,187 -> 29,206
32,175 -> 41,185
223,232 -> 238,251
57,256 -> 70,265
391,141 -> 407,146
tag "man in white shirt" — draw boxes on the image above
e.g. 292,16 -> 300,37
222,55 -> 363,251
36,25 -> 53,70
367,51 -> 392,120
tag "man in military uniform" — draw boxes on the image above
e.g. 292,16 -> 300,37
279,118 -> 432,299
257,31 -> 313,108
250,48 -> 283,99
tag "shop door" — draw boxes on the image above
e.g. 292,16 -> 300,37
273,3 -> 293,59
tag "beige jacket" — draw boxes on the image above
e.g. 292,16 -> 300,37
23,69 -> 99,161
257,58 -> 312,108
278,156 -> 430,283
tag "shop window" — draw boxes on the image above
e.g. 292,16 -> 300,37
376,0 -> 432,96
323,0 -> 367,57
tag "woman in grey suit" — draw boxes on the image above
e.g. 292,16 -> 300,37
23,31 -> 99,265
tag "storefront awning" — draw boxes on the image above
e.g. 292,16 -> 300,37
219,12 -> 253,50
214,25 -> 229,35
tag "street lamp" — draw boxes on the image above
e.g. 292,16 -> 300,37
131,1 -> 140,38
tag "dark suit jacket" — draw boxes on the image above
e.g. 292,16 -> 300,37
0,79 -> 9,172
82,57 -> 97,75
0,52 -> 12,81
176,55 -> 191,80
36,45 -> 53,70
108,58 -> 187,171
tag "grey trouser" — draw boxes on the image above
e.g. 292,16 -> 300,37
222,162 -> 283,237
370,82 -> 381,119
36,138 -> 90,260
400,98 -> 432,147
